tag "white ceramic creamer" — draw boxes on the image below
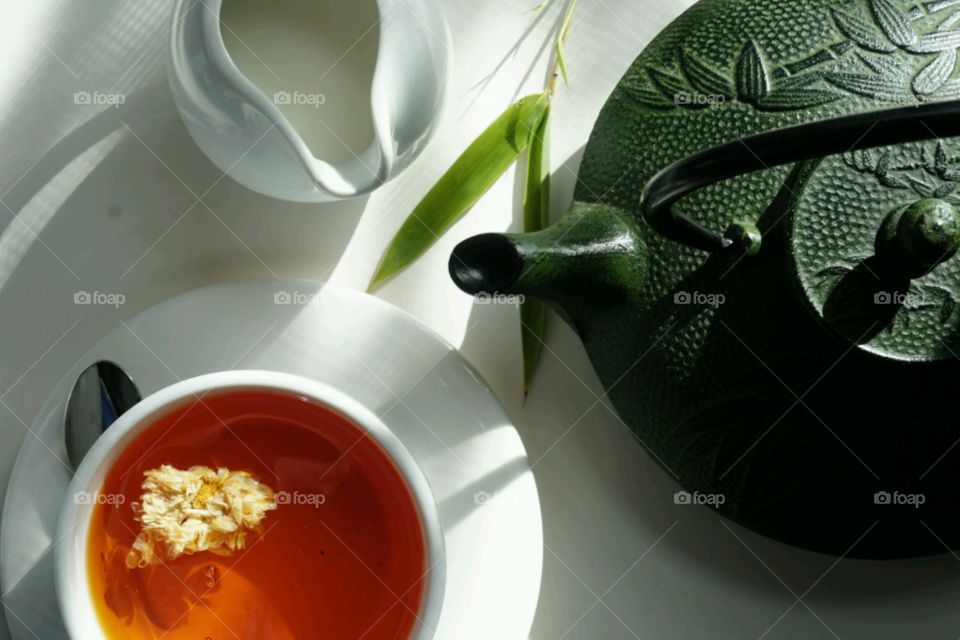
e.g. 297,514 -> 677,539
169,0 -> 451,202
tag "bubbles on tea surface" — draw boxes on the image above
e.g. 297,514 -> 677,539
204,564 -> 220,589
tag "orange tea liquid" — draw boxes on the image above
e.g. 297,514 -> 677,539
87,390 -> 427,639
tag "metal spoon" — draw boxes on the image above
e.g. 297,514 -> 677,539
65,361 -> 142,471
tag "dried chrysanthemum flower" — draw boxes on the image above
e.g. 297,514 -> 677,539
126,465 -> 277,569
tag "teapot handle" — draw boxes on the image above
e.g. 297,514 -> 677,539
640,100 -> 960,253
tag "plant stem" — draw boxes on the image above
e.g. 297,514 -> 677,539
546,0 -> 579,100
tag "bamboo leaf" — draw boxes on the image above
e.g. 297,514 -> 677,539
554,0 -> 579,85
523,108 -> 551,243
934,182 -> 957,198
648,67 -> 702,108
907,30 -> 960,53
872,150 -> 910,188
907,175 -> 935,195
368,94 -> 549,291
679,50 -> 732,97
521,301 -> 547,396
936,141 -> 949,175
556,41 -> 569,84
778,71 -> 823,89
757,88 -> 843,110
870,0 -> 918,48
825,72 -> 907,99
622,82 -> 676,110
880,174 -> 912,189
934,78 -> 960,99
736,40 -> 770,103
876,150 -> 892,175
513,93 -> 550,150
832,9 -> 897,52
913,49 -> 957,95
921,145 -> 935,173
856,52 -> 907,77
521,107 -> 551,395
847,149 -> 870,171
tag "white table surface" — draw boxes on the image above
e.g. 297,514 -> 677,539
2,1 -> 958,639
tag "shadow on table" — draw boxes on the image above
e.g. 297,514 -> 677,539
0,3 -> 367,637
1,74 -> 367,288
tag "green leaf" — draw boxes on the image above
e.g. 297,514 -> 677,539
523,108 -> 551,240
825,72 -> 907,99
934,182 -> 957,198
679,50 -> 732,97
906,175 -> 934,194
648,67 -> 699,107
879,174 -> 911,189
513,93 -> 550,150
832,9 -> 897,53
778,72 -> 824,89
521,301 -> 547,396
556,41 -> 569,84
553,0 -> 579,86
622,82 -> 676,110
521,107 -> 551,395
870,149 -> 911,188
368,94 -> 549,291
934,78 -> 960,99
736,40 -> 770,103
909,31 -> 960,53
936,141 -> 949,176
876,150 -> 892,175
845,149 -> 870,172
921,145 -> 935,173
757,88 -> 843,110
870,0 -> 918,48
856,52 -> 907,77
913,49 -> 957,95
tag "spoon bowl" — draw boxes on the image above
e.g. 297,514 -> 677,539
64,361 -> 141,472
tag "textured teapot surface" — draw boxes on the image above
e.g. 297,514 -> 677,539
462,0 -> 960,557
582,0 -> 960,360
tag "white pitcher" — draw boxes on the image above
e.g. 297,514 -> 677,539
169,0 -> 451,202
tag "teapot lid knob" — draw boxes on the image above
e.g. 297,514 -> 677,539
875,199 -> 960,279
788,147 -> 960,362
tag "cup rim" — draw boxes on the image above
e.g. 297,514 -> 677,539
55,369 -> 446,640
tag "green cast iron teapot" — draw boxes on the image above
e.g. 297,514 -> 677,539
450,0 -> 960,558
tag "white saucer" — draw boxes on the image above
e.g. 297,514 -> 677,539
0,280 -> 542,640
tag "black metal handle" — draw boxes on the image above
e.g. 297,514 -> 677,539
640,100 -> 960,253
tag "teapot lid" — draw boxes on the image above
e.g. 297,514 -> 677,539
787,141 -> 960,361
639,98 -> 960,361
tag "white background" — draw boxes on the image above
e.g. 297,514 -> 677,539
1,1 -> 958,639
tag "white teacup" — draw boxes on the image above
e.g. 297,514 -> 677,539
55,370 -> 445,639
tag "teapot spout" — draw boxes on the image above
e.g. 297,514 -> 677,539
449,202 -> 645,318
